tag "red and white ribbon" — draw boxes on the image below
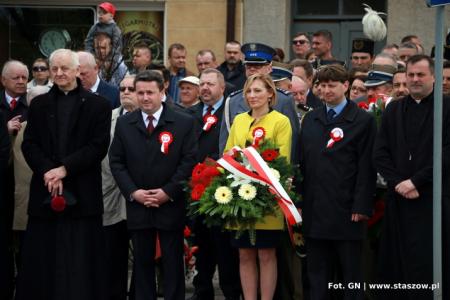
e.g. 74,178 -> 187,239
159,131 -> 173,154
203,114 -> 218,132
326,127 -> 344,148
217,146 -> 302,225
252,127 -> 266,147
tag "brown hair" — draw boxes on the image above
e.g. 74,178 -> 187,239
316,64 -> 348,83
243,73 -> 277,108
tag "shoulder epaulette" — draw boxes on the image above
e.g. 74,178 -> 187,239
229,89 -> 243,97
276,88 -> 291,95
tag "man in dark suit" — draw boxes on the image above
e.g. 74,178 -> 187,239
0,111 -> 12,300
298,65 -> 376,300
77,51 -> 120,108
16,49 -> 111,300
109,70 -> 197,300
0,59 -> 29,300
185,68 -> 240,300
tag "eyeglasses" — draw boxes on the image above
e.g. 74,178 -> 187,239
292,40 -> 309,45
32,66 -> 48,72
119,86 -> 135,92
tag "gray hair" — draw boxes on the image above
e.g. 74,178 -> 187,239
76,51 -> 97,68
1,60 -> 29,77
49,49 -> 80,68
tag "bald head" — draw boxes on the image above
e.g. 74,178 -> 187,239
290,76 -> 309,105
77,51 -> 99,90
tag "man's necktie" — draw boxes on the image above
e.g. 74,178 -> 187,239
147,115 -> 155,133
204,105 -> 213,117
327,108 -> 336,122
10,98 -> 17,110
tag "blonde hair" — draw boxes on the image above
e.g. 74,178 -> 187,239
243,73 -> 277,108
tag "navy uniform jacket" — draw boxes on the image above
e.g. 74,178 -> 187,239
219,88 -> 300,163
109,103 -> 198,230
299,100 -> 376,240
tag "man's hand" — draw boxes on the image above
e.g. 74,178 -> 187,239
47,179 -> 63,196
7,115 -> 22,134
44,166 -> 67,186
395,179 -> 416,198
132,189 -> 159,207
404,189 -> 420,199
351,213 -> 369,222
147,188 -> 170,206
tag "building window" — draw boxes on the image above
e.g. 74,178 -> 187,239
0,6 -> 95,66
294,0 -> 386,18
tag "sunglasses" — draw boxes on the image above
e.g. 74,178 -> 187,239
292,40 -> 309,45
32,66 -> 48,72
119,86 -> 135,92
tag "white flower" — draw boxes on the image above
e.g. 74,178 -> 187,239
238,184 -> 257,200
270,168 -> 281,181
214,186 -> 233,204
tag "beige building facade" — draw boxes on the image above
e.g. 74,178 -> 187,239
0,0 -> 449,70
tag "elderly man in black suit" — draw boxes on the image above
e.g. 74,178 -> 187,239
77,50 -> 120,108
186,68 -> 241,300
15,49 -> 111,300
109,70 -> 197,300
0,59 -> 29,300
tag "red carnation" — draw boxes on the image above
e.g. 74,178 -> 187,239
358,102 -> 369,110
184,226 -> 191,237
261,149 -> 279,162
368,97 -> 377,104
191,163 -> 207,184
51,195 -> 66,212
191,184 -> 206,201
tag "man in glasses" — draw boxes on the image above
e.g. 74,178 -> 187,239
101,74 -> 138,300
291,32 -> 311,60
350,38 -> 374,69
27,58 -> 53,92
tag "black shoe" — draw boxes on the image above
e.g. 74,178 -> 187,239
186,293 -> 214,300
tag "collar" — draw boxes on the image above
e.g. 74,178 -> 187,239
326,98 -> 347,116
4,91 -> 20,104
141,104 -> 163,125
202,97 -> 224,115
162,94 -> 167,103
90,76 -> 101,93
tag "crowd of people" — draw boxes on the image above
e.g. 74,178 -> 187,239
0,2 -> 449,300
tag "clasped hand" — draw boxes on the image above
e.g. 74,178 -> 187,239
132,188 -> 170,208
43,166 -> 67,196
395,179 -> 420,199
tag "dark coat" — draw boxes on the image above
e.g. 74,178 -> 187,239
0,111 -> 9,171
0,91 -> 28,122
217,61 -> 246,92
299,100 -> 377,240
109,103 -> 198,230
97,79 -> 120,109
373,92 -> 450,293
21,82 -> 111,218
306,91 -> 323,109
186,100 -> 225,161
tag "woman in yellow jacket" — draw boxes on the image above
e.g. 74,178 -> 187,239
224,73 -> 292,300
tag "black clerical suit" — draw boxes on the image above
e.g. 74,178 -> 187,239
109,103 -> 197,300
16,81 -> 111,300
299,100 -> 377,300
373,92 -> 450,300
186,101 -> 241,300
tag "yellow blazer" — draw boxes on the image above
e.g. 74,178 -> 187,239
225,110 -> 292,230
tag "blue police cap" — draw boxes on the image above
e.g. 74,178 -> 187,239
241,43 -> 276,64
271,66 -> 293,82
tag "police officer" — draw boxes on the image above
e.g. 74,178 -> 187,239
219,42 -> 300,163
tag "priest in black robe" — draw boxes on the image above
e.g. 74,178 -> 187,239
374,54 -> 450,299
15,49 -> 111,300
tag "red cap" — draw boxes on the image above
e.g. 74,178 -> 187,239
98,2 -> 116,16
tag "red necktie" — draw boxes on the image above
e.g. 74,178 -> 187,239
10,98 -> 17,110
147,115 -> 155,133
204,105 -> 213,117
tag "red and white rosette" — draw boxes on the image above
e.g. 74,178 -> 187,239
202,114 -> 218,132
326,127 -> 344,148
217,146 -> 302,226
252,127 -> 266,147
159,131 -> 173,155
